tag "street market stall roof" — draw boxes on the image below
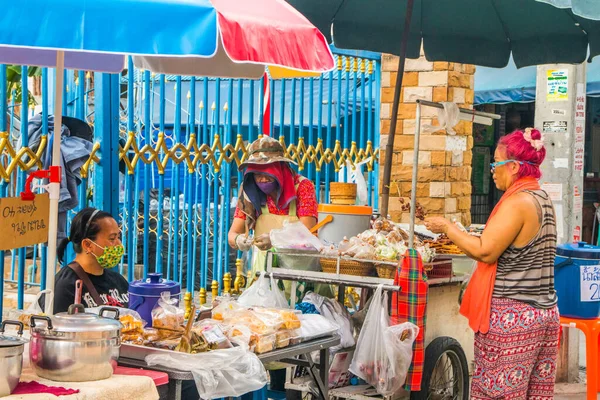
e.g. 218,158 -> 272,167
475,57 -> 600,105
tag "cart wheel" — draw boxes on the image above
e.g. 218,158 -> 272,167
410,336 -> 469,400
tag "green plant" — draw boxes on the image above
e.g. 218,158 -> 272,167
5,65 -> 42,107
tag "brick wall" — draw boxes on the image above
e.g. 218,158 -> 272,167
380,51 -> 476,225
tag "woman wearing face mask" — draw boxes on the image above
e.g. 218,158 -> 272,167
49,207 -> 129,313
424,128 -> 559,399
228,136 -> 319,278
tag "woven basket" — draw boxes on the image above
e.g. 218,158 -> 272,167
320,258 -> 373,276
375,263 -> 397,279
426,257 -> 453,279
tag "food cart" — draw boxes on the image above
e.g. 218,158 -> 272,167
262,100 -> 500,399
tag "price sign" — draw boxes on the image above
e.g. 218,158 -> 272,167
581,265 -> 600,302
0,194 -> 49,251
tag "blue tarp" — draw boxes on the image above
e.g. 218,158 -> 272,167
475,56 -> 600,104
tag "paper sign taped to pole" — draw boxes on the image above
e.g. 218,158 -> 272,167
0,194 -> 49,250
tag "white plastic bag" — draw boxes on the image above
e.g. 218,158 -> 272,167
423,101 -> 460,135
338,160 -> 369,205
303,292 -> 355,352
237,272 -> 289,309
146,346 -> 268,399
270,221 -> 323,252
349,285 -> 419,396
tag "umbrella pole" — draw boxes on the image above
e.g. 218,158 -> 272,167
44,50 -> 65,315
379,0 -> 415,218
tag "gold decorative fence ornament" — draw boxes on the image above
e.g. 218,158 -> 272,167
0,131 -> 378,181
0,132 -> 48,182
114,133 -> 378,176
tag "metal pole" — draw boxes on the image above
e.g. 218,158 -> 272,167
45,50 -> 65,315
380,0 -> 415,218
408,102 -> 421,250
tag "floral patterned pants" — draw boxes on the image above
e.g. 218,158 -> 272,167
471,297 -> 560,400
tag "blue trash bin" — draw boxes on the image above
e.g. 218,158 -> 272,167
555,242 -> 600,319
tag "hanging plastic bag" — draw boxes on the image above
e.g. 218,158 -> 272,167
237,272 -> 289,309
338,159 -> 370,205
349,285 -> 419,396
146,345 -> 268,399
422,102 -> 460,135
303,292 -> 355,352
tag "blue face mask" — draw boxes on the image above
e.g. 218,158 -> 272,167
257,181 -> 278,194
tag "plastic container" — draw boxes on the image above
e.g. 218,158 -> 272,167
555,242 -> 600,319
128,273 -> 180,325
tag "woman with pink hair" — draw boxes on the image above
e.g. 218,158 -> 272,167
425,128 -> 559,399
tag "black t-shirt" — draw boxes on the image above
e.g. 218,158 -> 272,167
43,265 -> 130,313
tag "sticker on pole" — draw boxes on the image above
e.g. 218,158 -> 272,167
581,265 -> 600,302
0,194 -> 49,251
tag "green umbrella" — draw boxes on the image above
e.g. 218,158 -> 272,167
288,0 -> 600,217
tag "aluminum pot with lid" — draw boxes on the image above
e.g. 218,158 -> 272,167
29,305 -> 122,382
0,321 -> 28,396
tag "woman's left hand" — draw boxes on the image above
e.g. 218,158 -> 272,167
424,217 -> 450,234
253,234 -> 272,251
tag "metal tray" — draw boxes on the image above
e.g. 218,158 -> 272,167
120,343 -> 178,361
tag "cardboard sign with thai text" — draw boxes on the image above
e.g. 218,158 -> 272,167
0,194 -> 49,250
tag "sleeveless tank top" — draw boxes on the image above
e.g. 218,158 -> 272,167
493,190 -> 558,308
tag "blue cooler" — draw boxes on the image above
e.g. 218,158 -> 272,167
555,242 -> 600,319
128,273 -> 180,325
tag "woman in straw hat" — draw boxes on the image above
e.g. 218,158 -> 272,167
228,136 -> 320,280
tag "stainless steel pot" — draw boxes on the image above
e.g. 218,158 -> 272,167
0,321 -> 28,396
29,305 -> 122,382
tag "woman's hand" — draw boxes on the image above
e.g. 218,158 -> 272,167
253,234 -> 272,251
424,217 -> 450,234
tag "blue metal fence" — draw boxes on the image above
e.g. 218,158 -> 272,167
0,51 -> 380,312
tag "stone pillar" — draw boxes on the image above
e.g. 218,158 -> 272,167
380,51 -> 476,225
534,63 -> 586,383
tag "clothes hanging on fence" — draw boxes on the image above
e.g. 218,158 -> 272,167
27,114 -> 93,241
391,248 -> 429,391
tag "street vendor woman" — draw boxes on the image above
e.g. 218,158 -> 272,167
228,136 -> 319,279
424,128 -> 559,399
44,207 -> 129,313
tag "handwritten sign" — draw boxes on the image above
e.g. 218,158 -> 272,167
581,265 -> 600,302
0,194 -> 49,251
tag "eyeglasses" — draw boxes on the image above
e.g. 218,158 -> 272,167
490,160 -> 538,173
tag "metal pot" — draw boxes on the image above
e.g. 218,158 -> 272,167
29,305 -> 122,382
0,321 -> 28,396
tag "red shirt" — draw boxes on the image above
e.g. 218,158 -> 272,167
234,175 -> 318,220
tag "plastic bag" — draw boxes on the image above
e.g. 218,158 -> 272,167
303,292 -> 355,352
237,272 -> 289,309
270,221 -> 323,252
297,314 -> 339,341
422,102 -> 460,135
349,285 -> 418,396
338,160 -> 370,205
151,292 -> 184,330
146,345 -> 268,399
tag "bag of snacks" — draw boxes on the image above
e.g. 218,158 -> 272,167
349,285 -> 418,396
151,292 -> 184,331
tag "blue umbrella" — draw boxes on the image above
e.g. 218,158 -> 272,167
0,0 -> 335,313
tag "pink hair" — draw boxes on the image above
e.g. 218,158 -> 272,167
497,128 -> 545,179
